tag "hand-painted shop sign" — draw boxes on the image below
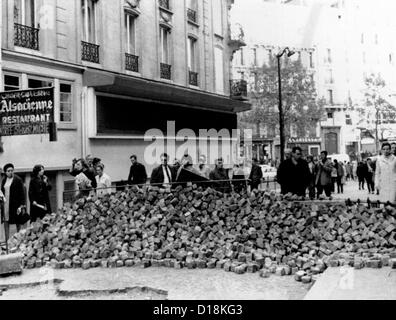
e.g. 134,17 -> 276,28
0,87 -> 54,136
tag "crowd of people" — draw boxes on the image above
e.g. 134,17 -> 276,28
2,142 -> 396,246
276,143 -> 396,203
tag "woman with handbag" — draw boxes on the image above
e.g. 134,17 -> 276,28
29,165 -> 52,222
1,163 -> 28,240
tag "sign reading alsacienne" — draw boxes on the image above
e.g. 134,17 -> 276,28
0,87 -> 54,136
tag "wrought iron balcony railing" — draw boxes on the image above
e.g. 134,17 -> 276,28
187,8 -> 197,23
230,79 -> 248,100
160,63 -> 172,80
159,0 -> 170,10
14,23 -> 39,50
81,41 -> 100,63
189,71 -> 198,86
125,53 -> 139,72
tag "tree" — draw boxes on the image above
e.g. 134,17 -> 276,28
358,73 -> 396,153
241,55 -> 325,144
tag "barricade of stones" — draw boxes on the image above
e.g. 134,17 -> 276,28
7,185 -> 396,283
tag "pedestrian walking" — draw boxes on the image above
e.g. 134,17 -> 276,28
333,160 -> 345,194
276,147 -> 310,197
95,164 -> 112,197
352,160 -> 358,180
127,155 -> 147,186
365,158 -> 375,194
209,158 -> 232,193
248,158 -> 263,191
375,143 -> 396,203
1,164 -> 28,240
29,165 -> 52,223
306,155 -> 316,199
150,153 -> 176,188
356,161 -> 367,190
315,151 -> 333,198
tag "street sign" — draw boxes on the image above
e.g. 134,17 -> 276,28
0,87 -> 55,138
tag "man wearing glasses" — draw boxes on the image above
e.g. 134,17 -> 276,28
277,147 -> 310,197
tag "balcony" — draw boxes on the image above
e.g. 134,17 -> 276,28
187,8 -> 197,23
189,71 -> 198,86
160,63 -> 172,80
125,53 -> 139,72
14,23 -> 39,50
82,41 -> 100,64
230,80 -> 248,101
159,0 -> 170,10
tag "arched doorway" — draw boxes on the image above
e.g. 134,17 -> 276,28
325,132 -> 338,155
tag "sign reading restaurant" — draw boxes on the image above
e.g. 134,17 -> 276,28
0,87 -> 54,136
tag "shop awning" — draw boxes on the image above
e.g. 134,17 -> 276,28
83,69 -> 251,114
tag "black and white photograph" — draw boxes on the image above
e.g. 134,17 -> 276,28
0,0 -> 396,308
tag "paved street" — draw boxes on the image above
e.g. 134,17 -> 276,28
330,179 -> 381,202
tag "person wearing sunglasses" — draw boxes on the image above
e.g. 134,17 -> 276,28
277,147 -> 310,197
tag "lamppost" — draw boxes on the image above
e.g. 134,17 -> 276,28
277,47 -> 295,162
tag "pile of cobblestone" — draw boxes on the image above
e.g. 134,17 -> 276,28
7,185 -> 396,283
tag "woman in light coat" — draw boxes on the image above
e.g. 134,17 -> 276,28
375,143 -> 396,203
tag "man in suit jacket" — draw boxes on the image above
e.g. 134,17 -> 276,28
150,153 -> 176,188
315,151 -> 333,198
249,158 -> 263,191
128,155 -> 147,186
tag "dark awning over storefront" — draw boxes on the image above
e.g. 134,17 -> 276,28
83,69 -> 251,114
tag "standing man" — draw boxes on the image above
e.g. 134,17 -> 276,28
356,161 -> 367,190
365,158 -> 375,194
306,155 -> 317,199
375,143 -> 396,203
334,160 -> 345,194
276,147 -> 310,197
209,158 -> 232,193
150,153 -> 175,188
128,155 -> 148,186
315,151 -> 333,198
248,158 -> 263,191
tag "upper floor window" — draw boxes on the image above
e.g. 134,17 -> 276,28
214,47 -> 224,94
3,73 -> 21,91
326,48 -> 332,64
81,0 -> 98,44
345,114 -> 352,125
309,52 -> 314,68
187,0 -> 197,23
14,0 -> 36,27
252,48 -> 257,66
327,89 -> 334,105
213,0 -> 223,36
160,26 -> 170,64
187,37 -> 197,72
125,13 -> 136,54
60,83 -> 73,123
240,48 -> 245,65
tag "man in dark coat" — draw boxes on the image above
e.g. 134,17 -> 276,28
306,155 -> 317,199
276,147 -> 310,196
128,155 -> 148,186
315,151 -> 333,198
209,158 -> 232,193
249,158 -> 263,191
150,153 -> 176,188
